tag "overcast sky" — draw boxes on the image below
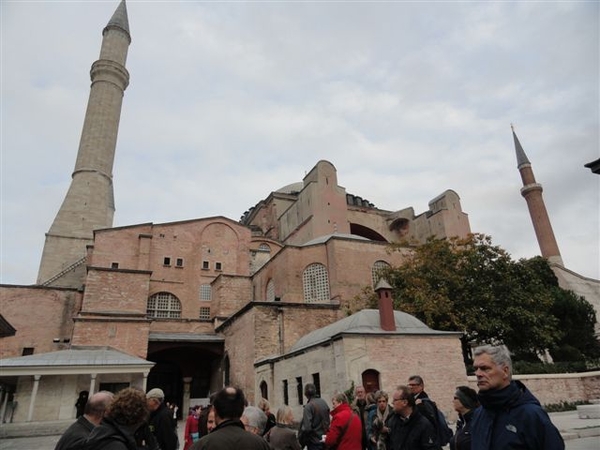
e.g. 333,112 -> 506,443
1,0 -> 598,286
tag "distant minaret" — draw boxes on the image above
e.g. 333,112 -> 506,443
37,1 -> 131,287
512,125 -> 563,266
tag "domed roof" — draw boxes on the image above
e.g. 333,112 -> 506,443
289,309 -> 459,353
275,182 -> 303,194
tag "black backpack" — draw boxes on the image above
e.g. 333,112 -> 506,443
419,398 -> 453,447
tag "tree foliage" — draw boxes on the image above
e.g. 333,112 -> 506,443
371,233 -> 598,363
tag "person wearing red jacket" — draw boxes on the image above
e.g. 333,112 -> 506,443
325,392 -> 363,450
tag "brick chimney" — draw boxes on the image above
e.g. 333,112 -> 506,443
374,279 -> 396,331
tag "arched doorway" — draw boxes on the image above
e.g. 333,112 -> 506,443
361,369 -> 380,393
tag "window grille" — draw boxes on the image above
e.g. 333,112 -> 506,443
372,260 -> 391,286
199,307 -> 211,320
199,284 -> 211,301
266,279 -> 275,301
258,243 -> 271,252
303,263 -> 330,303
147,292 -> 181,318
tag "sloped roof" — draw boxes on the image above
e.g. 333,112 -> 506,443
0,347 -> 154,377
302,233 -> 370,246
289,309 -> 460,353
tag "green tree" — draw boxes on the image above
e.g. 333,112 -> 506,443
374,234 -> 597,363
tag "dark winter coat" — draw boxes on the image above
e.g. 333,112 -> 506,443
265,423 -> 302,450
384,409 -> 437,450
298,397 -> 331,447
470,380 -> 564,450
190,419 -> 271,450
84,417 -> 138,450
449,409 -> 474,450
149,402 -> 179,450
54,415 -> 95,450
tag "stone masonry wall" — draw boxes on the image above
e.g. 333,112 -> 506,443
467,372 -> 600,406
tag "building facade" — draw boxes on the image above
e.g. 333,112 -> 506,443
0,2 -> 473,423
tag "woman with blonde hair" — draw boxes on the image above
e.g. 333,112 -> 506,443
264,405 -> 301,450
258,398 -> 277,436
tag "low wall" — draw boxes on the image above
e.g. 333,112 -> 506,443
467,371 -> 600,406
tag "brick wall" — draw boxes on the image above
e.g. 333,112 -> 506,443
0,286 -> 81,358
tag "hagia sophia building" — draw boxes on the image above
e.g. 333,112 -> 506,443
1,0 -> 598,426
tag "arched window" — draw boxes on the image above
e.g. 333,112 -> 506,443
260,380 -> 268,400
147,292 -> 181,318
258,243 -> 271,252
266,279 -> 275,302
372,260 -> 390,286
303,263 -> 330,303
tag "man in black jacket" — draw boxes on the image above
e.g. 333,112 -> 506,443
298,383 -> 330,450
54,391 -> 113,450
191,386 -> 270,450
384,386 -> 437,450
147,388 -> 179,450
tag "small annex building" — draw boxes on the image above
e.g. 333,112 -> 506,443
255,282 -> 466,420
0,347 -> 154,423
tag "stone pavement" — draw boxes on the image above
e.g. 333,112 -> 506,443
0,411 -> 598,450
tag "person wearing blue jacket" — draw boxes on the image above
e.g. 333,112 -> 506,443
470,344 -> 564,450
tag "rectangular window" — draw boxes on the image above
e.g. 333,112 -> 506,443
202,260 -> 209,270
199,307 -> 211,320
296,377 -> 303,405
22,347 -> 34,356
200,285 -> 211,301
215,262 -> 222,271
163,257 -> 171,266
111,262 -> 119,269
283,380 -> 289,406
176,258 -> 184,267
312,373 -> 321,397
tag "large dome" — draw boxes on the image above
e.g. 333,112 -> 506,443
275,182 -> 303,194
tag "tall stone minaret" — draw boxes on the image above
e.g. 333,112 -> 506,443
37,1 -> 131,287
512,125 -> 563,266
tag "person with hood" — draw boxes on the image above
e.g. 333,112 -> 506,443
470,344 -> 564,450
325,392 -> 363,450
449,386 -> 479,450
85,387 -> 150,450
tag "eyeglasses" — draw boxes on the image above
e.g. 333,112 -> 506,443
392,397 -> 405,403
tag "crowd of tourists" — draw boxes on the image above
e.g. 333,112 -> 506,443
53,344 -> 565,450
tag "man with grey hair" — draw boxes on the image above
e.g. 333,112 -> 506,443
470,344 -> 564,449
241,405 -> 268,435
54,391 -> 114,450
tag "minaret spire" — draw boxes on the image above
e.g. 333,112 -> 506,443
512,125 -> 563,266
37,1 -> 131,287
